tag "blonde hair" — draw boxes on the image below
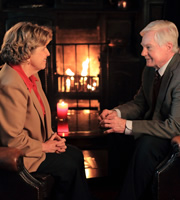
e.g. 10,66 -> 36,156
140,20 -> 179,53
0,22 -> 53,65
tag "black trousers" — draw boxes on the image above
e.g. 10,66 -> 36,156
115,134 -> 171,200
37,145 -> 93,200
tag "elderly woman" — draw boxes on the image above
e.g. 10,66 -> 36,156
0,22 -> 93,200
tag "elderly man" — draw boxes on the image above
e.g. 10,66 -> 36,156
99,20 -> 180,200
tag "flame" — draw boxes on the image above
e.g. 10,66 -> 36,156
81,58 -> 90,76
66,78 -> 71,92
65,68 -> 75,76
63,58 -> 98,92
87,84 -> 95,91
59,100 -> 65,105
93,82 -> 97,87
83,109 -> 90,114
65,69 -> 74,92
118,0 -> 127,8
122,1 -> 127,8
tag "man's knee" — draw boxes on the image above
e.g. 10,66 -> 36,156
134,134 -> 171,167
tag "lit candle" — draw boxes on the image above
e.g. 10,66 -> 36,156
57,121 -> 69,137
122,1 -> 127,8
117,0 -> 127,8
57,101 -> 68,119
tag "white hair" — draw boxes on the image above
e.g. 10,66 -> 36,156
140,20 -> 179,53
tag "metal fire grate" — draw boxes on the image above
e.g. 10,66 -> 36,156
58,75 -> 99,92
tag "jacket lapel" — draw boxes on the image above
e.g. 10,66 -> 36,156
155,69 -> 172,112
31,90 -> 47,140
30,90 -> 45,123
30,87 -> 47,141
155,54 -> 179,112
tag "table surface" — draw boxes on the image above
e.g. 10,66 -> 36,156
56,109 -> 106,137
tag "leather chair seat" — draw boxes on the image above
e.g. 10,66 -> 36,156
0,147 -> 55,200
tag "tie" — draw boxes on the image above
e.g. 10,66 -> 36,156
152,70 -> 162,113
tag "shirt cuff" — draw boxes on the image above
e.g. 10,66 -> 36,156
125,120 -> 132,135
113,109 -> 121,117
113,109 -> 132,134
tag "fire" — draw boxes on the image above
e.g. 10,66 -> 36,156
59,57 -> 98,92
66,78 -> 71,92
65,68 -> 75,76
81,58 -> 90,77
87,84 -> 95,91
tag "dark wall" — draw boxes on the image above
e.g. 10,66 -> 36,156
164,0 -> 180,45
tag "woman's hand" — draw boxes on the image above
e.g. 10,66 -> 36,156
42,133 -> 67,153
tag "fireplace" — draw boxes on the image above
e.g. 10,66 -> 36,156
54,42 -> 108,110
50,31 -> 109,132
48,13 -> 111,112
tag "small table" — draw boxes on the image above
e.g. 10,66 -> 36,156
56,109 -> 105,137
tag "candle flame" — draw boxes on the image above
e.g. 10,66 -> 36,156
59,100 -> 65,105
117,0 -> 127,8
122,1 -> 127,8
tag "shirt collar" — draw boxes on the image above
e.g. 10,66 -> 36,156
11,65 -> 38,92
157,57 -> 173,77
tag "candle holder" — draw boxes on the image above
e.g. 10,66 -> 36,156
57,120 -> 69,137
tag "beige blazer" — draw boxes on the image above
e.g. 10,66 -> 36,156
0,64 -> 53,172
